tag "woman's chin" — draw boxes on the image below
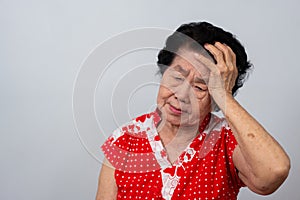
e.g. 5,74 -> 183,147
165,114 -> 199,127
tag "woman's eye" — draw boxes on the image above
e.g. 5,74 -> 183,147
195,86 -> 204,91
174,76 -> 184,81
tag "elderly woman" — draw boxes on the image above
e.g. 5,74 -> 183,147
96,22 -> 290,200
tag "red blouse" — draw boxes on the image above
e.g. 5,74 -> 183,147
101,110 -> 244,200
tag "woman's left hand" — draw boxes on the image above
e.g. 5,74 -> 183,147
195,42 -> 238,108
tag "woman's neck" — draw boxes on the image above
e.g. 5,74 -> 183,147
157,120 -> 200,147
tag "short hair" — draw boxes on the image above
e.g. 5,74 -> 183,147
157,21 -> 253,96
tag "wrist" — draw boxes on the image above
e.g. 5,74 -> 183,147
211,91 -> 235,113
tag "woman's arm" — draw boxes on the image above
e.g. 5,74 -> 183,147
95,159 -> 117,200
224,96 -> 290,194
200,42 -> 290,195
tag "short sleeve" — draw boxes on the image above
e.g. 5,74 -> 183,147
101,112 -> 161,173
224,126 -> 246,187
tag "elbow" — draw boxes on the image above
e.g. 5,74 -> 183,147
252,160 -> 291,195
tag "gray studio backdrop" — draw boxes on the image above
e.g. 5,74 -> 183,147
1,0 -> 299,199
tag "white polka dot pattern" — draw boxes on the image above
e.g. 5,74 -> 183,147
101,110 -> 244,199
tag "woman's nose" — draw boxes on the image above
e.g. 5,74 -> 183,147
175,82 -> 191,103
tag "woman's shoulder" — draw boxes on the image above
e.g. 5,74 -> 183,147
107,110 -> 159,144
101,111 -> 159,171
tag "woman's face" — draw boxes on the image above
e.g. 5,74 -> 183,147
156,49 -> 212,128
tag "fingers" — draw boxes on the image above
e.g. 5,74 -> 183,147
194,42 -> 238,94
204,42 -> 226,67
224,43 -> 237,67
205,42 -> 234,68
204,42 -> 238,75
194,52 -> 217,74
194,42 -> 236,73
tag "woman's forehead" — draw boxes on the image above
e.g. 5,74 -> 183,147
170,53 -> 210,78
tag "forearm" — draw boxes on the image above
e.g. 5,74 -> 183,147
218,94 -> 290,189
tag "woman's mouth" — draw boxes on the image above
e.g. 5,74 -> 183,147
169,104 -> 183,115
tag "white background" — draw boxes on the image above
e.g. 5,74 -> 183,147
1,0 -> 299,199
